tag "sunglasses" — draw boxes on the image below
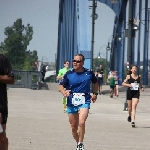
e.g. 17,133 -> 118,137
73,60 -> 82,63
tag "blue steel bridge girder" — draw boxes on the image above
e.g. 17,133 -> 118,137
56,0 -> 78,75
56,0 -> 91,74
116,0 -> 127,84
57,0 -> 128,77
143,0 -> 149,85
100,0 -> 128,83
57,0 -> 123,73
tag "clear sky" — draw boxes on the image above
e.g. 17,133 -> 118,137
0,0 -> 115,63
1,1 -> 148,63
0,0 -> 59,62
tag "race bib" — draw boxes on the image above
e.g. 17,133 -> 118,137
72,93 -> 85,106
98,74 -> 102,78
115,81 -> 118,84
131,83 -> 139,90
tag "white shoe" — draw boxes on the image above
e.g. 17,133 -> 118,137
76,143 -> 84,150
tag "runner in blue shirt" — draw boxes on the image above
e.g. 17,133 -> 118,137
59,54 -> 98,150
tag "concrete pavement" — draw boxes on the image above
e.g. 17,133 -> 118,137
6,87 -> 150,150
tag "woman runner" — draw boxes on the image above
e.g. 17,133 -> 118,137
122,65 -> 144,127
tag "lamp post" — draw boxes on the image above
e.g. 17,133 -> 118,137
98,44 -> 111,75
97,52 -> 105,59
42,56 -> 48,65
90,0 -> 98,71
123,0 -> 135,111
106,43 -> 111,75
90,0 -> 98,92
130,7 -> 150,84
108,35 -> 113,43
98,45 -> 107,66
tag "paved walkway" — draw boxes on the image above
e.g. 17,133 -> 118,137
7,87 -> 150,150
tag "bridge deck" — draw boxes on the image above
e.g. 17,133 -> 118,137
7,87 -> 150,150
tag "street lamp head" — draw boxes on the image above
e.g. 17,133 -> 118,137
106,43 -> 111,50
106,46 -> 110,50
133,25 -> 138,30
91,13 -> 98,20
118,37 -> 122,41
94,13 -> 98,20
98,52 -> 101,59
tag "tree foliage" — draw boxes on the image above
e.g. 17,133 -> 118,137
0,18 -> 38,70
23,50 -> 38,71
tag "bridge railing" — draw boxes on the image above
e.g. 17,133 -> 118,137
8,70 -> 41,89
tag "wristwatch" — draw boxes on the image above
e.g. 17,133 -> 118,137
93,92 -> 98,96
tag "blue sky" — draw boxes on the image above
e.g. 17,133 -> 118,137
0,1 -> 148,63
0,0 -> 59,62
0,0 -> 115,62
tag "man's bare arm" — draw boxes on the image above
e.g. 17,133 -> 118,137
92,82 -> 98,93
0,75 -> 15,84
59,85 -> 65,95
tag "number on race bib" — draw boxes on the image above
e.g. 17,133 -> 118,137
72,93 -> 85,106
131,83 -> 139,90
98,74 -> 102,78
115,81 -> 118,84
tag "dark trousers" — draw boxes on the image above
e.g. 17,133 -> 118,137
41,73 -> 45,82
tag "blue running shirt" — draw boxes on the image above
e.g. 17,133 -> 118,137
59,68 -> 97,106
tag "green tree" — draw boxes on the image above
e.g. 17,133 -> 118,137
93,58 -> 108,72
23,50 -> 38,71
0,18 -> 33,70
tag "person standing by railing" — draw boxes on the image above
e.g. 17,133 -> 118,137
41,65 -> 46,82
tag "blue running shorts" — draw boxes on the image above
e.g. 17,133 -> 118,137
67,103 -> 90,114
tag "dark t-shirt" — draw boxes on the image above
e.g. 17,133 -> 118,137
0,54 -> 13,109
96,68 -> 104,79
41,66 -> 46,75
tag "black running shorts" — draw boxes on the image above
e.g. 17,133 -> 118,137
0,107 -> 8,124
127,90 -> 140,100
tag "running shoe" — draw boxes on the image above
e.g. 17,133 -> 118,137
131,122 -> 135,128
127,116 -> 131,122
76,143 -> 84,150
110,94 -> 113,98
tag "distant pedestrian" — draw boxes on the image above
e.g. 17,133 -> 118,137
57,60 -> 71,112
41,65 -> 46,82
96,64 -> 104,95
122,65 -> 144,127
0,54 -> 15,150
57,60 -> 71,81
107,71 -> 116,98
